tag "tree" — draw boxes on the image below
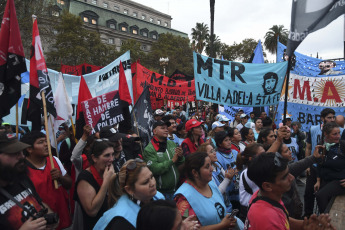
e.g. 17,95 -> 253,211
191,22 -> 209,54
205,34 -> 222,58
143,33 -> 193,76
47,11 -> 118,69
264,25 -> 288,55
209,0 -> 215,58
119,39 -> 147,64
222,38 -> 267,62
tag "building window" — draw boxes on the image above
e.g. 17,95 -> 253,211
149,17 -> 153,22
157,20 -> 161,25
91,19 -> 97,25
132,29 -> 138,35
108,38 -> 114,44
57,0 -> 65,5
141,45 -> 147,50
141,28 -> 149,37
80,10 -> 99,25
121,26 -> 127,32
150,31 -> 158,40
142,31 -> 147,37
133,12 -> 137,17
103,2 -> 108,8
109,23 -> 115,29
121,40 -> 125,45
164,22 -> 168,27
124,9 -> 128,15
119,22 -> 128,32
152,34 -> 157,39
51,10 -> 60,17
83,17 -> 89,23
114,5 -> 119,11
92,0 -> 97,4
142,15 -> 146,20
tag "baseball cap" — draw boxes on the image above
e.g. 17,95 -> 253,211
218,115 -> 230,122
212,121 -> 225,130
282,114 -> 292,120
154,109 -> 165,116
185,119 -> 203,132
0,132 -> 30,154
99,126 -> 127,142
240,114 -> 248,119
214,131 -> 230,147
152,120 -> 171,130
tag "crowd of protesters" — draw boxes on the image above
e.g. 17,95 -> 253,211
1,104 -> 344,230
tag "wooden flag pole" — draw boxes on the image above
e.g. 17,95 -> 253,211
16,103 -> 19,138
48,115 -> 59,158
42,91 -> 59,189
70,117 -> 78,143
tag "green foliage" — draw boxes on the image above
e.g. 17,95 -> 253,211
222,38 -> 266,62
191,22 -> 209,54
120,39 -> 147,64
205,34 -> 222,58
47,11 -> 118,69
264,25 -> 288,55
143,33 -> 193,76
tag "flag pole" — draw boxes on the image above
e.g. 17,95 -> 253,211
132,108 -> 144,156
70,117 -> 78,143
42,91 -> 59,189
283,56 -> 292,125
49,115 -> 59,158
16,103 -> 19,138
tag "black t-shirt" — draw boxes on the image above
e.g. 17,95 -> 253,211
0,175 -> 43,230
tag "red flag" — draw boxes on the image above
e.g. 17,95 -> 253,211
75,76 -> 92,139
27,17 -> 56,129
119,61 -> 132,105
0,0 -> 27,118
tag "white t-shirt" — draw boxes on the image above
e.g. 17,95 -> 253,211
37,156 -> 67,176
239,168 -> 259,207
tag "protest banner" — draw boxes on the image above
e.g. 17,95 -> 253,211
132,63 -> 196,109
276,73 -> 345,131
81,90 -> 125,133
218,105 -> 253,122
193,52 -> 288,107
61,63 -> 102,76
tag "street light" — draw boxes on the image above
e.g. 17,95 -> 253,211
159,57 -> 169,76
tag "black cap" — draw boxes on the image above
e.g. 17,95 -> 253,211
0,132 -> 30,154
99,126 -> 127,142
214,131 -> 230,147
152,120 -> 171,130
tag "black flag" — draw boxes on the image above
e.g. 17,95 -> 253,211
131,86 -> 154,148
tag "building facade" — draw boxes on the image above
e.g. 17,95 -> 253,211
55,0 -> 188,52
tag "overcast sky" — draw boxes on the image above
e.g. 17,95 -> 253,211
132,0 -> 344,62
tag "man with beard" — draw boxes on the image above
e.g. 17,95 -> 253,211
162,115 -> 180,146
21,131 -> 72,230
0,132 -> 50,230
143,120 -> 185,200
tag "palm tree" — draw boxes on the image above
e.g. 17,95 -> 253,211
264,25 -> 288,55
209,0 -> 215,57
191,22 -> 209,54
205,34 -> 221,58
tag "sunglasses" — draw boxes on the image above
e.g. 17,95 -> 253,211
124,158 -> 144,185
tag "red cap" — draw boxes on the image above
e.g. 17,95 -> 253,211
185,119 -> 203,132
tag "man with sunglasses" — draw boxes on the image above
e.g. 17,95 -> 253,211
245,153 -> 334,230
143,120 -> 185,200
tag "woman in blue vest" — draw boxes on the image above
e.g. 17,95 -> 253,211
174,152 -> 244,229
214,131 -> 240,211
93,159 -> 165,230
314,122 -> 345,213
283,127 -> 299,162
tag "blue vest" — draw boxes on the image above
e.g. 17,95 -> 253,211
93,192 -> 164,230
310,125 -> 322,156
174,181 -> 226,226
212,162 -> 233,213
286,137 -> 299,162
216,150 -> 239,202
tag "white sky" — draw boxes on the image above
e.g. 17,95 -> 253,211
132,0 -> 344,62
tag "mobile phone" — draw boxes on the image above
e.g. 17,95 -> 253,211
228,209 -> 239,218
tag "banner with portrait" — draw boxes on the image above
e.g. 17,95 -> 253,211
193,52 -> 288,107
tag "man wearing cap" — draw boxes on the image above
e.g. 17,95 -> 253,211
230,113 -> 241,128
99,125 -> 134,172
21,131 -> 72,230
282,115 -> 292,128
175,106 -> 186,124
143,120 -> 184,200
206,121 -> 225,148
181,119 -> 205,156
0,132 -> 56,230
236,114 -> 249,132
153,109 -> 165,121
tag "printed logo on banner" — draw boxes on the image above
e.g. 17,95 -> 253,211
193,52 -> 288,107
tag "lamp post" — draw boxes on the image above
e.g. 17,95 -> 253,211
159,57 -> 169,76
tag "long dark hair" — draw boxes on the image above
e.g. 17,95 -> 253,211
87,139 -> 113,165
184,152 -> 208,182
236,143 -> 263,171
321,122 -> 339,145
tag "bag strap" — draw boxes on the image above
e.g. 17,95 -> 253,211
0,187 -> 34,214
242,172 -> 253,195
249,195 -> 289,220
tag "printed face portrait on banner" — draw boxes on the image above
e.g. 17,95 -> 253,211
262,72 -> 278,95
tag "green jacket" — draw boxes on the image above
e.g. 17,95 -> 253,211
143,140 -> 184,193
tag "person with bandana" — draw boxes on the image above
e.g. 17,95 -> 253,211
143,120 -> 185,200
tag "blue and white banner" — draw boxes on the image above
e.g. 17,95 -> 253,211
193,52 -> 288,107
218,105 -> 253,122
3,51 -> 132,126
276,73 -> 345,131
